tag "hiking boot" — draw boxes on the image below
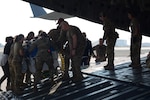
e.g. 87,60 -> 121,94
132,65 -> 142,69
104,65 -> 114,70
129,63 -> 141,69
72,76 -> 84,83
6,85 -> 12,91
14,89 -> 23,95
129,64 -> 132,67
33,86 -> 38,92
61,76 -> 70,81
20,83 -> 28,89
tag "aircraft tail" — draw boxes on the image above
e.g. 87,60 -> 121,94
29,3 -> 73,20
30,3 -> 47,17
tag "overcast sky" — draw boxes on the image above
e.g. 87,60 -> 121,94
0,0 -> 150,45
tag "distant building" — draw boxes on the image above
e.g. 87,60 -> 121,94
92,39 -> 128,47
115,39 -> 128,47
0,43 -> 3,47
142,43 -> 150,47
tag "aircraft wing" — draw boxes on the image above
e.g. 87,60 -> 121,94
38,12 -> 73,20
30,3 -> 73,20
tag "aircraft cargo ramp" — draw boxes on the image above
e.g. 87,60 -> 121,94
1,56 -> 150,100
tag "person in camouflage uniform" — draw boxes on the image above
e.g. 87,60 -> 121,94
99,12 -> 119,70
29,31 -> 54,91
56,18 -> 70,80
128,10 -> 142,69
93,38 -> 107,63
48,28 -> 60,50
59,21 -> 86,82
11,34 -> 24,94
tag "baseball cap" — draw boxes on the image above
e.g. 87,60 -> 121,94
56,18 -> 64,24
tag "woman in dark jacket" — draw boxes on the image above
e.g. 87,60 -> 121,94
0,36 -> 13,90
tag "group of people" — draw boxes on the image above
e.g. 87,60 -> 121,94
80,12 -> 119,70
81,36 -> 107,66
98,9 -> 142,70
0,31 -> 59,94
0,18 -> 87,95
81,9 -> 142,71
0,9 -> 143,95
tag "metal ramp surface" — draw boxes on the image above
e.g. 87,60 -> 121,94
1,57 -> 150,100
16,75 -> 150,100
43,76 -> 150,100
